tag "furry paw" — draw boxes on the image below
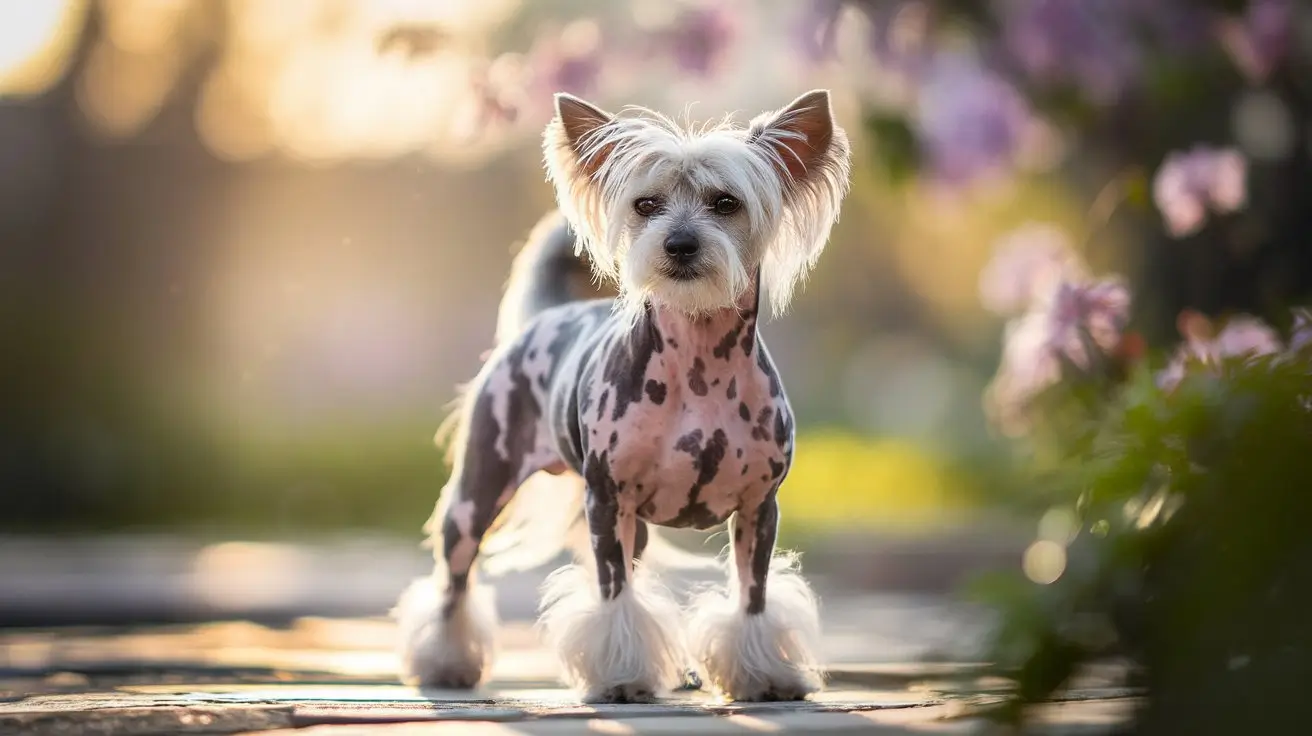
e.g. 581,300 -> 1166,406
688,554 -> 824,702
392,577 -> 497,689
538,563 -> 687,701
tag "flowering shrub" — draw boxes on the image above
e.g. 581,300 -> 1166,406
974,221 -> 1312,730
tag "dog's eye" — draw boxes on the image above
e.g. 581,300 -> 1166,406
634,198 -> 660,217
712,195 -> 741,215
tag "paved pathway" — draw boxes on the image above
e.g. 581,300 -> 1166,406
0,616 -> 1138,735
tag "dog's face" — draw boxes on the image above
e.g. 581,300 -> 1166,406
543,91 -> 851,320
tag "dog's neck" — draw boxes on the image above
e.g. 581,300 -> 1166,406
643,274 -> 760,361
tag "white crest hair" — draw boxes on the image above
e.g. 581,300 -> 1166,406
543,90 -> 852,317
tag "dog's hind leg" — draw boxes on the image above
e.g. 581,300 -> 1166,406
394,351 -> 559,689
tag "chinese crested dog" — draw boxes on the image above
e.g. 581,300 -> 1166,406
393,90 -> 852,703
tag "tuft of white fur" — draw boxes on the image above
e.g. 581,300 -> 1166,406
543,91 -> 851,319
687,552 -> 824,701
393,575 -> 498,689
538,562 -> 688,702
478,471 -> 588,576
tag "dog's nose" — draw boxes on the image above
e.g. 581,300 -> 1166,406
663,230 -> 700,263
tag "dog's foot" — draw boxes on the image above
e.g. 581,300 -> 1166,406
721,673 -> 815,702
688,553 -> 824,702
539,564 -> 687,702
393,577 -> 497,690
586,683 -> 659,704
414,662 -> 485,690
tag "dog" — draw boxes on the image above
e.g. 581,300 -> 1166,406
393,89 -> 852,703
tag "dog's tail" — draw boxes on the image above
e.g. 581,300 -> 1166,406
494,210 -> 597,345
434,211 -> 721,578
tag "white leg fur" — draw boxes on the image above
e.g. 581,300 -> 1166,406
538,563 -> 687,702
688,553 -> 824,701
393,575 -> 498,689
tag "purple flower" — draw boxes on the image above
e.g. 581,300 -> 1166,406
1157,312 -> 1282,390
1152,146 -> 1247,237
914,53 -> 1049,185
1042,277 -> 1133,368
863,0 -> 934,77
660,3 -> 738,77
1289,308 -> 1312,354
528,20 -> 606,101
979,222 -> 1085,316
793,0 -> 845,64
998,0 -> 1139,105
986,274 -> 1132,434
1217,0 -> 1294,83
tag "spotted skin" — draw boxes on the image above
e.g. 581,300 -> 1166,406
433,279 -> 793,645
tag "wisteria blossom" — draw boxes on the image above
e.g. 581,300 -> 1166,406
1156,312 -> 1283,391
1290,309 -> 1312,354
793,0 -> 845,64
998,0 -> 1140,106
979,222 -> 1086,316
1216,0 -> 1294,84
1152,146 -> 1248,237
914,52 -> 1052,185
658,3 -> 738,77
526,20 -> 606,101
987,274 -> 1132,434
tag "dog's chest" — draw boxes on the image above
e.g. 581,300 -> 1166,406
583,322 -> 793,530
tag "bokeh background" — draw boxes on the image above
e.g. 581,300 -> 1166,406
0,0 -> 1309,627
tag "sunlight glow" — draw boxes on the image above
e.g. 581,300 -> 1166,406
0,0 -> 84,98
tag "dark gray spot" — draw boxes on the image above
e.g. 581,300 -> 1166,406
688,357 -> 708,397
739,402 -> 751,421
596,389 -> 610,421
726,376 -> 737,400
769,457 -> 786,480
736,447 -> 743,458
585,450 -> 626,600
602,310 -> 663,420
774,409 -> 790,450
746,495 -> 779,615
654,429 -> 730,529
644,379 -> 667,405
756,346 -> 781,398
713,321 -> 745,360
752,407 -> 774,442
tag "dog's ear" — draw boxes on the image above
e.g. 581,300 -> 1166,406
549,93 -> 616,179
748,90 -> 839,186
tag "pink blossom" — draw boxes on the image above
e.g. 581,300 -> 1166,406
1157,313 -> 1282,390
986,275 -> 1132,434
1217,0 -> 1294,84
1042,278 -> 1132,368
1289,308 -> 1312,354
1152,146 -> 1247,237
979,222 -> 1085,316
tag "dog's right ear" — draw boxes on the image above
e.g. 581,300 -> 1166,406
547,93 -> 615,179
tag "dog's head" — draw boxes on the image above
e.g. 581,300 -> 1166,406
543,90 -> 851,320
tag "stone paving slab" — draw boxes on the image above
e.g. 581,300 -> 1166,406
0,617 -> 1136,735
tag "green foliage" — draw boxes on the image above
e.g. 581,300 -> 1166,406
976,353 -> 1312,733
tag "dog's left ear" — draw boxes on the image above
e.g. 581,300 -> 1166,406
748,90 -> 840,186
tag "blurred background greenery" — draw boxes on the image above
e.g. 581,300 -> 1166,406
0,0 -> 1307,552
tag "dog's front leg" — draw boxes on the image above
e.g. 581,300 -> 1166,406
539,465 -> 687,703
690,492 -> 824,701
